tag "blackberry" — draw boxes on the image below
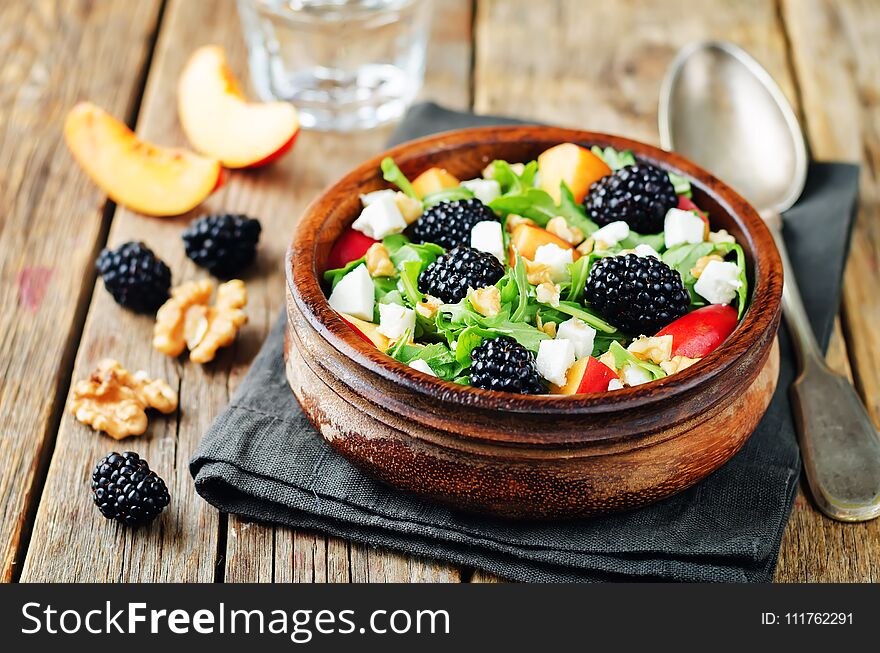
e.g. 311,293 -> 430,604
91,452 -> 170,527
182,213 -> 262,278
96,241 -> 171,313
585,253 -> 690,334
583,163 -> 678,233
411,198 -> 498,249
418,246 -> 504,304
470,336 -> 544,394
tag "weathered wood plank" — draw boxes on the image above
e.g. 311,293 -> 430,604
774,0 -> 880,583
222,0 -> 474,584
472,0 -> 865,584
0,0 -> 164,582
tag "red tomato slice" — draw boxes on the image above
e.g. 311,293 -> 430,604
326,228 -> 377,270
577,356 -> 618,393
657,305 -> 738,358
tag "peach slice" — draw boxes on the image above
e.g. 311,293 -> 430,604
411,167 -> 460,198
64,102 -> 222,217
509,223 -> 580,264
538,143 -> 611,203
178,45 -> 300,168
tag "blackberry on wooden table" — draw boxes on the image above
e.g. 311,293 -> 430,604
182,213 -> 262,278
91,452 -> 170,527
96,241 -> 171,313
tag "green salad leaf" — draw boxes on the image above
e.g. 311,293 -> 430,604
489,182 -> 598,236
510,252 -> 531,323
668,171 -> 692,198
324,258 -> 365,289
591,146 -> 636,170
617,230 -> 666,251
389,341 -> 464,381
608,341 -> 666,380
380,157 -> 419,200
397,260 -> 424,306
662,241 -> 749,314
422,187 -> 474,207
485,160 -> 538,195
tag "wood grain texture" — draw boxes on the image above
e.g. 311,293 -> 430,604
774,0 -> 880,582
0,0 -> 163,582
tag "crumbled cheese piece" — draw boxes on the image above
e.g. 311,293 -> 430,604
533,243 -> 573,282
709,229 -> 736,245
633,244 -> 660,258
461,178 -> 501,205
690,254 -> 723,280
536,339 -> 577,386
607,378 -> 624,391
471,220 -> 505,262
556,317 -> 596,359
377,302 -> 416,340
664,208 -> 706,248
694,260 -> 742,305
622,363 -> 652,387
591,221 -> 630,248
351,194 -> 407,239
328,264 -> 374,321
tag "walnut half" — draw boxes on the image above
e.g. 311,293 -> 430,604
70,359 -> 177,440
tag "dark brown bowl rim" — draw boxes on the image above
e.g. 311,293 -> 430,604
287,126 -> 782,416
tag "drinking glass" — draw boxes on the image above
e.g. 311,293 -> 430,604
237,0 -> 432,132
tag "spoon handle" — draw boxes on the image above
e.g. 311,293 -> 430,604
766,212 -> 880,521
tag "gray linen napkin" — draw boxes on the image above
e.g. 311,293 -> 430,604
191,103 -> 859,582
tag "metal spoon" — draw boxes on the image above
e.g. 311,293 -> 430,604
659,41 -> 880,522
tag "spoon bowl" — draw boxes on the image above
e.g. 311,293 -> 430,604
659,41 -> 807,214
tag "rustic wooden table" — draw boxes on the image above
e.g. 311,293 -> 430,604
1,0 -> 878,583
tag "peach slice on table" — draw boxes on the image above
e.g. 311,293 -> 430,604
64,102 -> 222,217
508,223 -> 580,265
178,45 -> 300,168
411,167 -> 459,198
538,143 -> 611,203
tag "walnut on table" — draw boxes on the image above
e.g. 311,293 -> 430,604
70,359 -> 177,439
153,279 -> 247,363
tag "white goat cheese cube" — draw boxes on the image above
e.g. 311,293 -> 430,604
556,317 -> 596,359
470,220 -> 505,262
633,244 -> 660,258
591,220 -> 630,248
536,339 -> 576,386
328,264 -> 375,321
359,189 -> 397,207
607,378 -> 624,391
377,302 -> 416,340
664,208 -> 706,248
694,260 -> 742,305
533,243 -> 573,282
460,178 -> 501,205
622,363 -> 652,387
352,194 -> 407,240
409,359 -> 436,376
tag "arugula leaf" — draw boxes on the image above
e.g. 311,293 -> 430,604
454,327 -> 485,367
382,233 -> 410,256
471,315 -> 550,353
390,341 -> 463,381
489,183 -> 597,237
485,160 -> 538,195
387,330 -> 414,359
668,171 -> 692,198
609,341 -> 666,380
397,260 -> 424,306
592,332 -> 629,358
510,252 -> 531,323
380,157 -> 419,200
565,255 -> 594,303
551,301 -> 617,333
389,241 -> 444,269
324,258 -> 365,289
422,187 -> 474,207
591,146 -> 636,170
661,242 -> 716,305
617,230 -> 666,251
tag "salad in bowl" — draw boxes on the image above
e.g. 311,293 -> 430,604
322,142 -> 748,397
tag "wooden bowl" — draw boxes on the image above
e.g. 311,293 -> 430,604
285,126 -> 783,519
